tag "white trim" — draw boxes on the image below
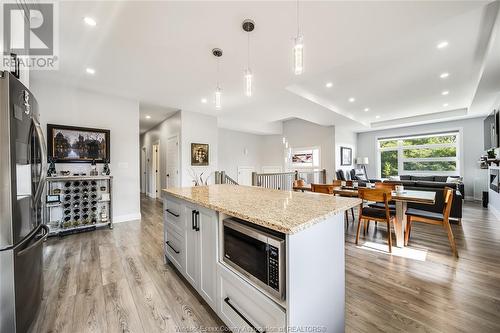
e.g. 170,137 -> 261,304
489,203 -> 500,219
113,213 -> 142,223
151,140 -> 160,199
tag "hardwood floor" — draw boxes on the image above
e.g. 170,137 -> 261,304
30,195 -> 500,332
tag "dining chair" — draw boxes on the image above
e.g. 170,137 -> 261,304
331,179 -> 355,221
405,187 -> 458,257
311,183 -> 334,194
356,188 -> 395,253
293,179 -> 305,188
368,182 -> 396,211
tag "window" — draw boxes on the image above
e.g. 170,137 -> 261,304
378,132 -> 460,178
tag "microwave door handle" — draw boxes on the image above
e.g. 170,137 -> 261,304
223,297 -> 265,333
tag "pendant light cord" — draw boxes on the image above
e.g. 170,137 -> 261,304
247,33 -> 250,69
216,57 -> 220,88
296,0 -> 300,36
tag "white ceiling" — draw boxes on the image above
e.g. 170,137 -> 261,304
31,1 -> 500,134
139,103 -> 178,134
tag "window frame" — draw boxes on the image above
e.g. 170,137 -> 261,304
377,131 -> 462,178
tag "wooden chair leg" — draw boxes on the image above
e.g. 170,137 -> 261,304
405,215 -> 412,246
356,217 -> 363,245
444,220 -> 458,258
345,211 -> 348,222
387,219 -> 393,253
364,220 -> 369,234
351,208 -> 355,221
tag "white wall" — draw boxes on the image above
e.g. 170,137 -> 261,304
335,126 -> 357,178
283,119 -> 336,181
31,80 -> 141,222
181,110 -> 218,186
357,117 -> 485,199
140,112 -> 181,195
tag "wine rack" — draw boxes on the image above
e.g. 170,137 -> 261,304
45,175 -> 113,237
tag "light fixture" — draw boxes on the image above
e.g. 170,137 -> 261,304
85,68 -> 95,75
364,108 -> 370,112
437,41 -> 448,49
293,0 -> 304,75
441,90 -> 449,96
201,98 -> 207,104
83,17 -> 97,26
212,48 -> 223,110
325,82 -> 333,88
145,115 -> 151,119
282,137 -> 286,144
349,97 -> 355,103
440,72 -> 449,79
242,19 -> 255,97
375,115 -> 381,119
443,103 -> 449,107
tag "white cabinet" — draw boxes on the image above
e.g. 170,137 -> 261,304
183,203 -> 218,308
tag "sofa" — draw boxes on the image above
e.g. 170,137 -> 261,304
384,175 -> 463,223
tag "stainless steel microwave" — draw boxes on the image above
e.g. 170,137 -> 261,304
222,217 -> 285,302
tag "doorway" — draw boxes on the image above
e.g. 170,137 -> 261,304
141,147 -> 147,193
151,142 -> 160,198
237,166 -> 255,186
166,135 -> 180,188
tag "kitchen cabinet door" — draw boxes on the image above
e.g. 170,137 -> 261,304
197,207 -> 217,308
184,204 -> 199,287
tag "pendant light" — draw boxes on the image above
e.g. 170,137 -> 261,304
212,48 -> 223,110
293,0 -> 304,75
242,19 -> 255,97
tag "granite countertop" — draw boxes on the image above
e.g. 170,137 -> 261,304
163,184 -> 361,234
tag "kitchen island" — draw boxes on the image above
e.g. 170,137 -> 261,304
163,184 -> 361,333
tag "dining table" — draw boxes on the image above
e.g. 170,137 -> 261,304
331,186 -> 436,247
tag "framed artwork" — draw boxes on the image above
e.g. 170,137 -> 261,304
340,147 -> 352,166
292,152 -> 313,164
47,124 -> 110,163
191,143 -> 209,166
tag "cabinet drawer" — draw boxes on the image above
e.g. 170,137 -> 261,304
165,226 -> 184,272
217,265 -> 286,332
164,199 -> 183,233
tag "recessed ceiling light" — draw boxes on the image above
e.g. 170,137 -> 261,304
364,108 -> 370,112
325,82 -> 333,88
145,115 -> 151,119
348,97 -> 355,103
441,90 -> 449,96
437,41 -> 449,49
440,72 -> 449,79
83,17 -> 97,26
201,98 -> 208,104
85,68 -> 95,75
375,115 -> 381,119
443,103 -> 449,107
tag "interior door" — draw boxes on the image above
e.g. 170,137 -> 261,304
237,167 -> 255,186
166,136 -> 179,188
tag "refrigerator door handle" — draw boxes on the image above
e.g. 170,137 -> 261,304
16,224 -> 48,257
33,119 -> 47,203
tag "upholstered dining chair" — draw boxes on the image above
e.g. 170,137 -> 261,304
368,182 -> 396,211
405,187 -> 458,257
356,188 -> 395,253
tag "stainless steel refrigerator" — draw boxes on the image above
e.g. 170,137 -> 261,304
0,71 -> 49,333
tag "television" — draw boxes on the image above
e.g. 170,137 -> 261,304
484,109 -> 499,150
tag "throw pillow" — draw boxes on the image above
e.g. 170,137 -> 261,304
389,175 -> 401,181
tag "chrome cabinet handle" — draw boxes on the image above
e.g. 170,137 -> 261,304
166,241 -> 180,254
224,297 -> 265,333
166,209 -> 179,217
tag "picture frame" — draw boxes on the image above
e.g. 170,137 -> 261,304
340,146 -> 352,166
191,143 -> 209,166
47,124 -> 110,163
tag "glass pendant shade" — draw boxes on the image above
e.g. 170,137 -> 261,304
215,86 -> 222,110
244,68 -> 253,97
293,35 -> 304,75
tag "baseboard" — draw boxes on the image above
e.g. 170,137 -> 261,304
113,213 -> 142,224
146,192 -> 156,199
488,203 -> 500,219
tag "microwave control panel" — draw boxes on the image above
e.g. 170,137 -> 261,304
268,245 -> 279,291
